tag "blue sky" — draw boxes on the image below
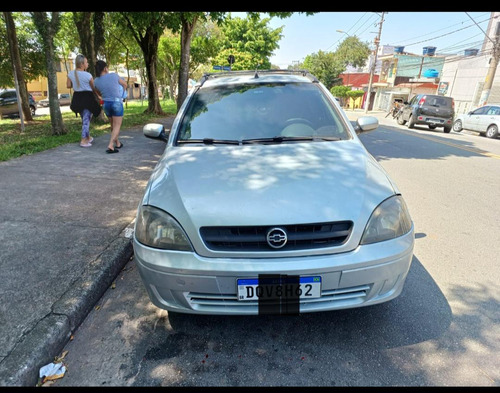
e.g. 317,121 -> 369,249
242,12 -> 493,68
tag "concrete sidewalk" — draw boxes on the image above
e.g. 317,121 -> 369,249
0,116 -> 174,386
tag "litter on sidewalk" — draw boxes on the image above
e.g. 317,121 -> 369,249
37,350 -> 68,386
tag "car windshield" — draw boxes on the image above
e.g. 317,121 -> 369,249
176,82 -> 350,144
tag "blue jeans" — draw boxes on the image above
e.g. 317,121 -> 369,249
103,100 -> 124,117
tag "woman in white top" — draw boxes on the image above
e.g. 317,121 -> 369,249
67,54 -> 101,147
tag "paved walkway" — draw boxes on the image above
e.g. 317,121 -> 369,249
0,117 -> 174,386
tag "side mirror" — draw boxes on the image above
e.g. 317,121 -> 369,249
354,116 -> 378,134
143,123 -> 169,142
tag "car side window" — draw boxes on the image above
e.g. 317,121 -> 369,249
487,107 -> 500,115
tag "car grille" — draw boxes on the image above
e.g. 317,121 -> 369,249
199,221 -> 353,252
186,285 -> 370,311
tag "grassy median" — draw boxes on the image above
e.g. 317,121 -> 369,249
0,99 -> 177,162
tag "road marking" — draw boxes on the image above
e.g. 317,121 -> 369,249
391,128 -> 500,160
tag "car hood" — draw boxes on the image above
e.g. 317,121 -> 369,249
145,141 -> 396,254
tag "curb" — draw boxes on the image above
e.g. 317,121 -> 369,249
0,230 -> 134,386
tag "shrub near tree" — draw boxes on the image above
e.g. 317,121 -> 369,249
346,89 -> 365,109
330,85 -> 351,107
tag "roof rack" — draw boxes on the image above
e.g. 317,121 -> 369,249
199,69 -> 318,87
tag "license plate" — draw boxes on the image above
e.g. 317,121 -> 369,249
237,276 -> 321,301
426,118 -> 443,124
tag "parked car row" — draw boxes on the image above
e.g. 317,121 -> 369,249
395,94 -> 499,139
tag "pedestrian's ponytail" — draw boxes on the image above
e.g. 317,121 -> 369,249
74,54 -> 86,89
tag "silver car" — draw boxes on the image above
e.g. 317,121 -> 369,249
134,70 -> 414,315
38,93 -> 71,107
453,104 -> 500,138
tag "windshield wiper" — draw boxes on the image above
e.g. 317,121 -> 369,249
177,138 -> 241,145
241,136 -> 341,144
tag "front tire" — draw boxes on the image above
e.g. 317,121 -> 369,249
30,106 -> 36,116
397,114 -> 406,125
486,124 -> 499,138
453,119 -> 463,132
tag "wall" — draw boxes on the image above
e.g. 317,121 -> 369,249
26,60 -> 74,102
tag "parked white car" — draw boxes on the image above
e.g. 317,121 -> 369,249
134,70 -> 414,315
453,104 -> 500,138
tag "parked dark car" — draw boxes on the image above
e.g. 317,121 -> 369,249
397,94 -> 454,133
0,89 -> 36,119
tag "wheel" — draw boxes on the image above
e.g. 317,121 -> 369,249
486,124 -> 499,138
407,115 -> 415,129
453,119 -> 463,132
428,125 -> 437,130
30,106 -> 36,116
443,126 -> 451,133
397,114 -> 406,125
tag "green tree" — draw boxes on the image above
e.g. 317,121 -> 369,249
3,12 -> 32,121
330,85 -> 351,107
212,49 -> 255,71
218,14 -> 283,70
118,12 -> 172,114
303,51 -> 344,89
72,12 -> 105,78
335,36 -> 371,69
346,89 -> 365,108
0,12 -> 45,89
55,12 -> 80,76
31,12 -> 67,135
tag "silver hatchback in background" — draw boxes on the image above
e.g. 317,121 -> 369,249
453,104 -> 500,138
134,70 -> 414,315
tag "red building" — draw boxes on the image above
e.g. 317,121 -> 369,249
339,73 -> 378,89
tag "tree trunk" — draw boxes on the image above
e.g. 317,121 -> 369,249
73,13 -> 95,75
73,12 -> 107,123
177,15 -> 198,110
32,12 -> 67,135
142,26 -> 163,114
3,12 -> 33,121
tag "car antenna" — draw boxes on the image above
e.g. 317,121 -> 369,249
254,64 -> 260,79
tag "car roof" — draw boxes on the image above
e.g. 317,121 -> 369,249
198,70 -> 319,88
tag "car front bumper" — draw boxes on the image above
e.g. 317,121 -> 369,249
133,227 -> 414,315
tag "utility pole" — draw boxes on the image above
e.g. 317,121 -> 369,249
478,31 -> 500,106
365,12 -> 385,113
467,12 -> 500,107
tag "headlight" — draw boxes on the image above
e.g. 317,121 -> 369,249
360,195 -> 412,245
135,205 -> 193,251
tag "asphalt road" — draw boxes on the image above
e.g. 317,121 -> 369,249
53,119 -> 500,387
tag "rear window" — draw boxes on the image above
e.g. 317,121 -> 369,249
176,82 -> 350,143
424,96 -> 452,107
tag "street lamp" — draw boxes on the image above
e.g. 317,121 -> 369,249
336,29 -> 351,37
